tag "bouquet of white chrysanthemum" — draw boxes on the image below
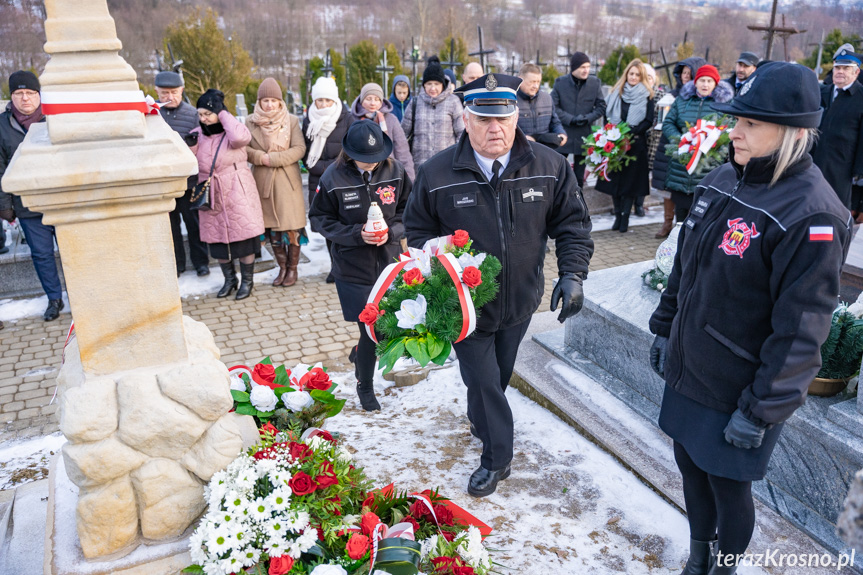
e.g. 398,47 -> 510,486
419,525 -> 493,574
185,449 -> 318,575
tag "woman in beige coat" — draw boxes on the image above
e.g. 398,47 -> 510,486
246,78 -> 307,286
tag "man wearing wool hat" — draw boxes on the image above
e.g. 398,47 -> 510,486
404,73 -> 594,498
155,70 -> 210,277
551,52 -> 606,187
812,43 -> 863,209
0,70 -> 67,322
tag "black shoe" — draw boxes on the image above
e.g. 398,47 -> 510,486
196,265 -> 210,277
43,298 -> 64,321
680,538 -> 716,575
467,463 -> 511,497
469,423 -> 480,438
326,272 -> 335,284
236,262 -> 255,300
348,345 -> 357,364
356,381 -> 381,411
619,214 -> 630,233
635,206 -> 646,217
177,266 -> 185,277
611,214 -> 622,231
217,262 -> 238,298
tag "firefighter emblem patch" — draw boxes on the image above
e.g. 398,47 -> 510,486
718,218 -> 760,258
375,185 -> 397,205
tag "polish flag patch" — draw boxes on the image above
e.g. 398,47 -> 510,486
809,226 -> 834,242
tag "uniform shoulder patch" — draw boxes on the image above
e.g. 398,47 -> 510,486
809,226 -> 834,242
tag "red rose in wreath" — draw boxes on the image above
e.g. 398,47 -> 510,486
258,422 -> 279,438
268,555 -> 294,575
410,499 -> 434,522
288,441 -> 313,462
461,266 -> 482,288
603,141 -> 615,153
402,267 -> 425,286
346,533 -> 371,560
360,511 -> 382,536
452,229 -> 470,247
359,303 -> 384,326
299,367 -> 332,391
316,461 -> 339,489
433,504 -> 455,526
252,363 -> 279,389
431,556 -> 458,572
288,471 -> 317,496
453,565 -> 476,575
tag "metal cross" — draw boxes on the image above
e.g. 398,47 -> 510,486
641,39 -> 659,66
321,48 -> 335,78
441,37 -> 462,71
747,0 -> 804,60
376,50 -> 395,90
535,50 -> 547,68
655,47 -> 679,87
507,53 -> 518,76
343,43 -> 350,101
469,25 -> 495,73
558,39 -> 574,71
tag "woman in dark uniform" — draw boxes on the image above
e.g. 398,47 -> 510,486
308,121 -> 411,412
648,62 -> 852,575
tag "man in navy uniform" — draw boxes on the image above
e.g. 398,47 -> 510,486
404,73 -> 593,497
812,44 -> 863,209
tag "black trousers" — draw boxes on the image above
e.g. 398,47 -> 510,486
453,319 -> 531,470
170,188 -> 209,269
671,191 -> 694,223
572,154 -> 585,188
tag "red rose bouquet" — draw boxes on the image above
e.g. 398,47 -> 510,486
363,232 -> 501,374
581,122 -> 634,181
228,357 -> 346,435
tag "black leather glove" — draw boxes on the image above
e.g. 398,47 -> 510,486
183,132 -> 199,147
649,335 -> 668,378
0,209 -> 15,222
571,114 -> 586,126
723,408 -> 767,449
550,273 -> 584,323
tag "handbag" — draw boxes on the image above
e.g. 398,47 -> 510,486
190,133 -> 226,211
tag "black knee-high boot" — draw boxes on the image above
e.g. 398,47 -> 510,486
619,196 -> 633,232
611,196 -> 622,231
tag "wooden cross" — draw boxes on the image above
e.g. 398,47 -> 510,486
809,30 -> 826,77
321,48 -> 334,78
507,53 -> 518,76
641,39 -> 659,66
655,47 -> 679,87
469,25 -> 495,72
535,50 -> 547,68
558,39 -> 574,70
442,38 -> 462,71
376,49 -> 395,90
747,0 -> 805,60
402,37 -> 421,91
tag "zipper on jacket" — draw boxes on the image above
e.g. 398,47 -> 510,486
490,180 -> 509,330
509,189 -> 517,237
672,166 -> 747,389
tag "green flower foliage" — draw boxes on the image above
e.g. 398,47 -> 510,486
818,305 -> 863,380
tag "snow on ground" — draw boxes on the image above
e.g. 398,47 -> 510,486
0,231 -> 333,321
0,432 -> 65,490
0,359 -> 769,573
590,208 -> 665,232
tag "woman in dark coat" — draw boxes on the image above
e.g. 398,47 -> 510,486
648,62 -> 852,575
661,65 -> 733,222
308,121 -> 411,413
595,59 -> 654,232
303,76 -> 354,283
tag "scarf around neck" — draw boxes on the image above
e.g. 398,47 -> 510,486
11,103 -> 44,132
248,101 -> 290,152
606,82 -> 649,127
200,121 -> 225,136
305,99 -> 342,169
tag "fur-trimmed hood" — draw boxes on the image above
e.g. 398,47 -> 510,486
679,80 -> 734,104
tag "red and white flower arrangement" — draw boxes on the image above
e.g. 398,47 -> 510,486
581,122 -> 634,181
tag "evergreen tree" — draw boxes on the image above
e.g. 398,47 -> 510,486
437,36 -> 471,78
800,29 -> 863,79
598,45 -> 641,86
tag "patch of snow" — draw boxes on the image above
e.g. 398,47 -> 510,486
0,432 -> 65,491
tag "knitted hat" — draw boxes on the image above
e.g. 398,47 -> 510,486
196,89 -> 225,112
154,71 -> 183,88
444,68 -> 456,88
257,77 -> 282,101
8,70 -> 39,93
570,52 -> 590,72
711,62 -> 822,128
423,56 -> 447,86
694,65 -> 720,84
359,83 -> 385,103
311,76 -> 340,102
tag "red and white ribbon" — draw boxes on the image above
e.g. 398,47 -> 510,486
41,90 -> 159,116
678,119 -> 728,175
586,157 -> 611,182
363,249 -> 476,344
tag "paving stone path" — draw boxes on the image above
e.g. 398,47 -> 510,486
0,221 -> 664,442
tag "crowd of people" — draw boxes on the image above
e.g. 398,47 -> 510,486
1,44 -> 862,571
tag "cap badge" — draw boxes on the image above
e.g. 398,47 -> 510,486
368,134 -> 377,146
485,74 -> 498,91
739,76 -> 755,97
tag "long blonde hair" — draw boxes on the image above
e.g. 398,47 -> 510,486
611,59 -> 654,99
770,126 -> 817,187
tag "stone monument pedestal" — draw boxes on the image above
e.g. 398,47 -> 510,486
533,261 -> 863,559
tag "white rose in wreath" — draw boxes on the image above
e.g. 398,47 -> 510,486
249,385 -> 278,412
606,127 -> 621,141
282,390 -> 315,412
310,564 -> 348,575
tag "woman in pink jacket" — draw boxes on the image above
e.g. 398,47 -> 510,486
191,89 -> 265,300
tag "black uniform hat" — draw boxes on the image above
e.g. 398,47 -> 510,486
455,73 -> 522,117
154,71 -> 184,88
342,120 -> 393,164
711,61 -> 822,128
8,70 -> 39,93
834,43 -> 861,67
